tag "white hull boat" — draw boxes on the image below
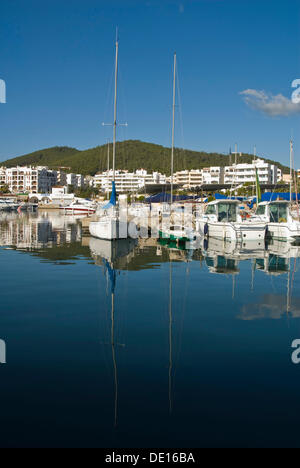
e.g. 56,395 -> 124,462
197,200 -> 266,242
251,201 -> 300,242
61,198 -> 96,215
89,35 -> 128,242
89,215 -> 128,240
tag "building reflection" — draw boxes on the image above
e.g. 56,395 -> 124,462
0,211 -> 82,250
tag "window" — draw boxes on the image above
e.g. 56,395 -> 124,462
217,203 -> 237,222
269,204 -> 279,223
256,205 -> 266,216
205,205 -> 217,215
269,204 -> 288,223
278,204 -> 288,222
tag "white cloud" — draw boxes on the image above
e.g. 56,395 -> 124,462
240,88 -> 300,117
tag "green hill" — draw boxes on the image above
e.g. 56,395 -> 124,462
1,140 -> 290,176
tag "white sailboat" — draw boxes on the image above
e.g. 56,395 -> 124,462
89,34 -> 128,241
159,53 -> 197,244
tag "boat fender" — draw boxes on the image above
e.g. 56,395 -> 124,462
204,223 -> 209,236
265,226 -> 270,239
203,238 -> 208,251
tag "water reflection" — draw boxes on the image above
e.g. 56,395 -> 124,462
0,211 -> 82,250
1,212 -> 300,447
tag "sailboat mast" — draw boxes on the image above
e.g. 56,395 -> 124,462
254,145 -> 257,200
234,143 -> 238,196
107,140 -> 110,199
171,53 -> 176,206
290,140 -> 293,203
113,33 -> 119,183
107,140 -> 110,173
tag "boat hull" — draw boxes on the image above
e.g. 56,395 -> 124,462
198,221 -> 266,241
266,223 -> 300,242
62,207 -> 96,214
159,230 -> 196,243
89,218 -> 128,240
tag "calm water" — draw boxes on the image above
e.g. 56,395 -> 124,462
1,211 -> 300,448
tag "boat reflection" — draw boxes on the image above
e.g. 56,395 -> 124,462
89,237 -> 138,427
89,237 -> 138,268
202,237 -> 300,276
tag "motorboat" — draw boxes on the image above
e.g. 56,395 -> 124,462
61,198 -> 97,215
251,201 -> 300,242
196,199 -> 266,241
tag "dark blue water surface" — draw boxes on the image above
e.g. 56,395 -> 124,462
1,211 -> 300,448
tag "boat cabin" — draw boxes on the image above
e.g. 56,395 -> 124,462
204,200 -> 241,223
255,201 -> 291,224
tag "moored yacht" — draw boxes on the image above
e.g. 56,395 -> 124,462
89,33 -> 128,241
197,199 -> 266,242
89,182 -> 128,240
251,200 -> 300,242
61,198 -> 97,214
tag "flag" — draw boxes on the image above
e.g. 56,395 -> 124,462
255,168 -> 262,203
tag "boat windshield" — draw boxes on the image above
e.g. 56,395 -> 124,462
269,204 -> 288,223
217,203 -> 237,223
256,205 -> 266,216
205,205 -> 217,215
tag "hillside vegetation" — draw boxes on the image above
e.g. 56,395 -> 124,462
1,140 -> 290,176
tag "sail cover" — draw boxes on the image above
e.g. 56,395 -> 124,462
102,181 -> 117,210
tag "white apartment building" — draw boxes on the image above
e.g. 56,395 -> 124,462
66,173 -> 77,188
3,166 -> 57,194
174,167 -> 224,188
202,167 -> 225,185
56,170 -> 67,186
224,159 -> 281,185
174,170 -> 203,187
93,169 -> 167,193
173,160 -> 281,189
76,174 -> 85,188
0,167 -> 6,188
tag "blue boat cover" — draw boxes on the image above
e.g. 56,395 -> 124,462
102,181 -> 117,210
261,192 -> 300,202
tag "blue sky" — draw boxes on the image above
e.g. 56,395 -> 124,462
0,0 -> 300,166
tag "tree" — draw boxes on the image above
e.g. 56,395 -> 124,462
0,184 -> 10,194
74,186 -> 100,199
